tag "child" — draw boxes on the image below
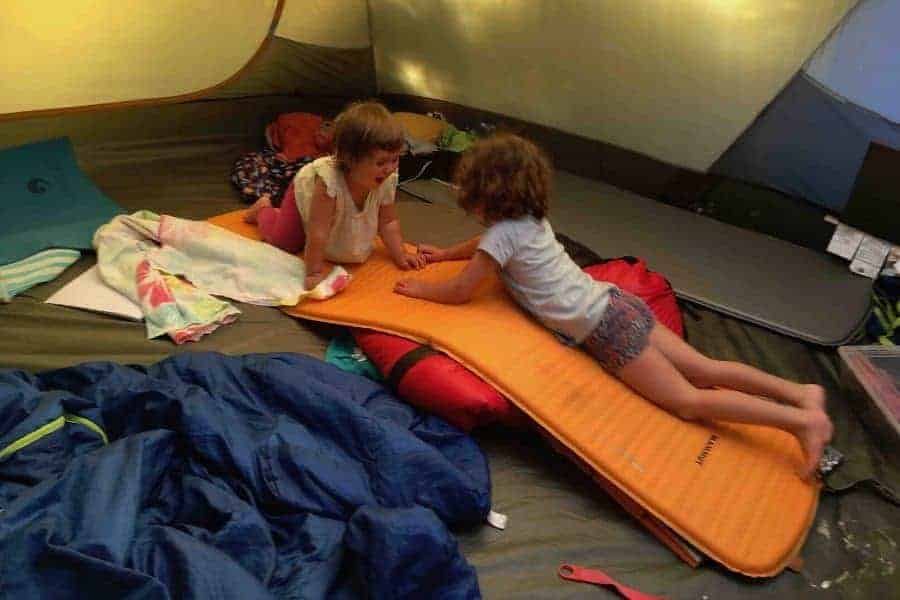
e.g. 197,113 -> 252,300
395,133 -> 833,478
246,101 -> 424,290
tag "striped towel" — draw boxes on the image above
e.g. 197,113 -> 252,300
0,249 -> 81,302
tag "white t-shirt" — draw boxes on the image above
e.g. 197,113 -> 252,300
293,156 -> 397,264
478,216 -> 613,344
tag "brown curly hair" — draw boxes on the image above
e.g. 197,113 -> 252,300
333,101 -> 405,172
453,133 -> 552,223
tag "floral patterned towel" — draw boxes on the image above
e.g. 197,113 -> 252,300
93,210 -> 349,343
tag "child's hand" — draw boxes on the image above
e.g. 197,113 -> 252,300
304,271 -> 328,291
394,278 -> 427,298
305,261 -> 335,290
396,250 -> 426,270
417,244 -> 447,263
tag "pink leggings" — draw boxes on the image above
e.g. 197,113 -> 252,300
257,182 -> 306,254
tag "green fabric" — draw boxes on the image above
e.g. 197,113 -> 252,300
438,124 -> 478,152
324,330 -> 383,382
209,36 -> 376,100
0,138 -> 122,264
0,96 -> 351,152
0,413 -> 107,462
870,289 -> 900,346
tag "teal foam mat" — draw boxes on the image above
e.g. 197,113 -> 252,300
0,138 -> 122,265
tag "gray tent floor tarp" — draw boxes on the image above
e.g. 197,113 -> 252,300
0,98 -> 897,598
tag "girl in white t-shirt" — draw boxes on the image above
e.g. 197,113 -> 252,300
246,102 -> 424,290
395,133 -> 833,479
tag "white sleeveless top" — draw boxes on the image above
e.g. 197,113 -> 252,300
293,156 -> 398,264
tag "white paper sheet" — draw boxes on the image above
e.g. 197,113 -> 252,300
826,223 -> 864,260
850,235 -> 892,279
46,265 -> 143,321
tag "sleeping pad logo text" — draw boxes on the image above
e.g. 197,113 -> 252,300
27,177 -> 51,195
695,434 -> 719,467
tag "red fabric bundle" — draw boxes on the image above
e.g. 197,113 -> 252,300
265,112 -> 333,162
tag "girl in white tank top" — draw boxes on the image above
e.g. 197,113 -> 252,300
247,102 -> 425,290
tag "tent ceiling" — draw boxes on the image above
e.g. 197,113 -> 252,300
805,0 -> 899,123
2,0 -> 861,173
0,0 -> 280,116
275,0 -> 371,49
370,0 -> 858,171
712,0 -> 899,212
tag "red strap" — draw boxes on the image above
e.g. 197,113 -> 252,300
558,564 -> 665,600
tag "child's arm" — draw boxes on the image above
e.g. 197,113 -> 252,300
394,250 -> 496,304
378,204 -> 426,270
419,236 -> 481,263
303,180 -> 337,290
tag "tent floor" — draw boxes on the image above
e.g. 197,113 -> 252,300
1,98 -> 896,598
401,174 -> 872,347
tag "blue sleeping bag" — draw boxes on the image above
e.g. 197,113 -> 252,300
0,353 -> 490,599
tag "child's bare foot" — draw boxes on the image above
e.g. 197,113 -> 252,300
243,195 -> 272,224
795,409 -> 833,479
799,384 -> 827,411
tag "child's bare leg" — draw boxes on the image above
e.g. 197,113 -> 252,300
616,344 -> 833,477
649,325 -> 825,411
243,195 -> 272,224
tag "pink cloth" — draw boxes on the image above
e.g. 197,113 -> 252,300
258,182 -> 306,254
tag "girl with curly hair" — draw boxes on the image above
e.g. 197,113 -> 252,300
395,133 -> 832,478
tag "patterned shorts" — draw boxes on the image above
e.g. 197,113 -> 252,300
582,288 -> 655,373
230,149 -> 312,205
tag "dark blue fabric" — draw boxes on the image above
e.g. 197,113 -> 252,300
0,353 -> 489,599
711,73 -> 900,211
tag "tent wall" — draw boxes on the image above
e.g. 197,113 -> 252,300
0,0 -> 375,118
274,0 -> 370,49
712,0 -> 900,211
805,0 -> 899,124
208,37 -> 375,100
209,0 -> 375,99
0,0 -> 279,116
711,73 -> 900,212
369,0 -> 856,172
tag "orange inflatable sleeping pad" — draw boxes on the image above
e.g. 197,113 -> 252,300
210,210 -> 820,577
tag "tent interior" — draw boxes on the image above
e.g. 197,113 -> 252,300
1,1 -> 898,597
